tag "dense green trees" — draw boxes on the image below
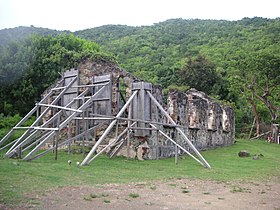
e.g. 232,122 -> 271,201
0,26 -> 69,46
78,17 -> 279,136
0,17 -> 279,136
176,55 -> 218,95
228,47 -> 280,135
0,34 -> 102,115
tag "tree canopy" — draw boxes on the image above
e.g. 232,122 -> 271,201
0,34 -> 105,115
176,55 -> 218,95
0,17 -> 279,136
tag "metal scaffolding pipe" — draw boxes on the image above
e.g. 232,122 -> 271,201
80,90 -> 138,166
149,123 -> 204,166
147,91 -> 211,169
37,104 -> 83,113
0,87 -> 54,147
6,76 -> 78,156
23,83 -> 108,161
89,121 -> 137,163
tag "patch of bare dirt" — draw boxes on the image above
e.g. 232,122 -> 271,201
3,178 -> 280,210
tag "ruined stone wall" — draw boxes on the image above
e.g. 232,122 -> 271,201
41,59 -> 162,142
77,60 -> 163,120
40,59 -> 234,159
147,88 -> 235,159
77,59 -> 139,115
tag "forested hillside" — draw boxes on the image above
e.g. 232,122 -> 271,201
75,18 -> 280,87
0,34 -> 108,115
75,17 -> 280,136
0,17 -> 279,136
0,26 -> 69,46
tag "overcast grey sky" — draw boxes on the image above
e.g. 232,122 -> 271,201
0,0 -> 279,31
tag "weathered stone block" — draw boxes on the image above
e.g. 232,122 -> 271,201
238,150 -> 250,157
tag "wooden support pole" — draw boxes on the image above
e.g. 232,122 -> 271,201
23,130 -> 55,161
147,91 -> 211,169
85,108 -> 89,142
175,144 -> 178,165
149,123 -> 204,167
115,121 -> 119,144
17,146 -> 22,159
0,139 -> 18,152
23,84 -> 107,161
80,90 -> 138,166
155,105 -> 159,160
36,107 -> 40,126
27,124 -> 102,161
250,131 -> 271,140
127,101 -> 132,159
128,127 -> 158,130
54,113 -> 60,160
0,79 -> 64,149
82,96 -> 86,157
22,131 -> 50,153
18,111 -> 63,149
89,122 -> 136,162
0,88 -> 54,147
67,124 -> 71,154
156,130 -> 159,160
54,131 -> 59,160
0,106 -> 37,148
175,129 -> 178,164
88,114 -> 187,129
38,103 -> 83,113
6,76 -> 78,156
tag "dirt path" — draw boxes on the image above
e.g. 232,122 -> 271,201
1,178 -> 280,210
29,178 -> 280,210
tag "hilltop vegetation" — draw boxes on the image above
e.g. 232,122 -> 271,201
0,34 -> 109,115
0,17 -> 279,136
0,26 -> 69,46
75,18 -> 280,84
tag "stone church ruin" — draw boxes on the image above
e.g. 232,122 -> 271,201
0,59 -> 235,168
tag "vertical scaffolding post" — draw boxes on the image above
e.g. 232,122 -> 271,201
175,144 -> 178,165
127,101 -> 132,158
156,130 -> 159,160
54,131 -> 59,160
67,124 -> 71,154
82,96 -> 86,157
54,112 -> 60,160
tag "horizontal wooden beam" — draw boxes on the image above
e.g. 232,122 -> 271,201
38,103 -> 83,113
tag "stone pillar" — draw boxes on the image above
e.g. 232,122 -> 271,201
222,109 -> 230,132
207,108 -> 216,131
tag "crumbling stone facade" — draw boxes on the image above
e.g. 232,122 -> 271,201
147,88 -> 234,159
42,59 -> 235,160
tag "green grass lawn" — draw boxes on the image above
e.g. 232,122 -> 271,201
0,139 -> 279,206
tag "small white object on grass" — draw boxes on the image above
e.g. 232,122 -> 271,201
76,161 -> 80,166
68,160 -> 72,165
13,162 -> 19,166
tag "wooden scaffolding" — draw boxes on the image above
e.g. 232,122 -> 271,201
0,70 -> 211,168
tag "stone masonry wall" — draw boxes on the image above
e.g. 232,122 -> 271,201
41,59 -> 234,160
147,88 -> 235,159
